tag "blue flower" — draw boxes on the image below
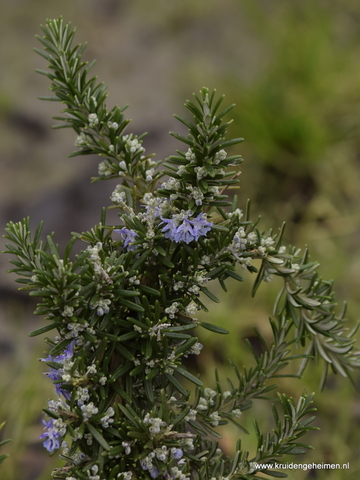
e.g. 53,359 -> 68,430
115,227 -> 139,250
160,217 -> 178,240
40,419 -> 60,452
188,213 -> 212,241
172,218 -> 195,244
171,448 -> 184,460
42,341 -> 75,399
149,467 -> 160,479
161,213 -> 212,244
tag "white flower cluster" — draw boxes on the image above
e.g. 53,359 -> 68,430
52,417 -> 67,437
146,168 -> 155,181
200,255 -> 211,265
111,186 -> 127,205
142,349 -> 178,375
176,165 -> 187,176
184,409 -> 197,422
196,388 -> 217,412
139,192 -> 168,239
98,160 -> 112,176
80,402 -> 99,421
87,242 -> 113,284
228,208 -> 243,220
161,176 -> 181,193
60,357 -> 75,382
188,271 -> 210,295
123,134 -> 145,155
143,413 -> 167,438
47,397 -> 69,413
184,301 -> 198,316
88,113 -> 99,127
228,227 -> 277,272
90,298 -> 111,316
214,149 -> 227,164
149,322 -> 171,341
173,280 -> 185,291
122,441 -> 131,455
86,364 -> 97,375
74,132 -> 91,148
186,185 -> 204,206
194,166 -> 206,180
140,451 -> 158,477
139,444 -> 186,479
258,235 -> 276,255
76,387 -> 90,406
62,305 -> 74,317
107,120 -> 118,129
86,464 -> 104,480
129,275 -> 140,285
116,472 -> 132,480
209,411 -> 221,426
185,148 -> 196,162
65,321 -> 90,340
87,241 -> 102,263
100,406 -> 115,428
165,302 -> 180,319
189,342 -> 203,355
229,227 -> 248,253
169,467 -> 189,480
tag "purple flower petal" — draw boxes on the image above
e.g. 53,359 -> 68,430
115,227 -> 139,250
40,419 -> 61,452
161,213 -> 212,243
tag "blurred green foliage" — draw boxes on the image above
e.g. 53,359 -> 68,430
1,0 -> 360,479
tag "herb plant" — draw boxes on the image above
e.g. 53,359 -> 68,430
4,18 -> 360,480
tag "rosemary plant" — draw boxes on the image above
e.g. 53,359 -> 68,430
4,18 -> 360,480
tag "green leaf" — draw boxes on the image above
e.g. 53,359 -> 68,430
199,322 -> 229,335
165,373 -> 189,398
200,286 -> 220,303
48,338 -> 73,356
174,337 -> 199,357
0,454 -> 9,464
86,423 -> 110,451
138,284 -> 161,296
144,379 -> 154,403
118,298 -> 144,312
115,344 -> 135,361
163,332 -> 192,339
225,269 -> 244,282
117,404 -> 141,428
118,331 -> 139,342
29,322 -> 61,337
251,262 -> 264,297
111,384 -> 132,404
109,362 -> 133,381
173,367 -> 203,387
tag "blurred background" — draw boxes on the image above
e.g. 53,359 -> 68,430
1,0 -> 360,478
